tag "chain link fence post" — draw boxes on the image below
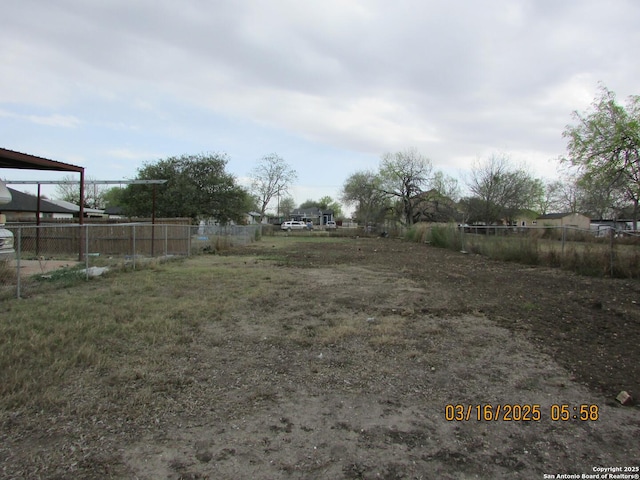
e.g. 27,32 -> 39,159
85,224 -> 90,280
16,227 -> 22,299
164,224 -> 168,257
610,227 -> 615,277
132,224 -> 136,270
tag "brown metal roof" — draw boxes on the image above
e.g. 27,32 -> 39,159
0,148 -> 84,172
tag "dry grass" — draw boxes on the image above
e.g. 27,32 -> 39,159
408,223 -> 640,278
0,255 -> 271,414
0,259 -> 16,286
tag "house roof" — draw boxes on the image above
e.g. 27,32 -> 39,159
537,212 -> 580,220
0,187 -> 75,214
292,207 -> 334,215
104,206 -> 125,215
0,148 -> 84,172
46,198 -> 104,215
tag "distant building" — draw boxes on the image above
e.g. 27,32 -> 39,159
290,208 -> 334,226
244,211 -> 269,225
1,187 -> 75,220
46,198 -> 106,218
535,212 -> 590,230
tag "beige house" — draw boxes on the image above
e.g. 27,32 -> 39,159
535,212 -> 590,230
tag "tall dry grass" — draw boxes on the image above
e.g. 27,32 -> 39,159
406,223 -> 640,278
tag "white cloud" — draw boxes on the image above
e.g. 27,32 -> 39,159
28,114 -> 81,128
1,0 -> 639,202
106,148 -> 163,162
0,109 -> 80,128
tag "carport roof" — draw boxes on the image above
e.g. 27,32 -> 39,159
0,148 -> 84,172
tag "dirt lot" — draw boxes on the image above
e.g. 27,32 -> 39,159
1,236 -> 639,479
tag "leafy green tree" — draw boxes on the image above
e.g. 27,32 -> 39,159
317,196 -> 343,218
576,170 -> 628,220
249,154 -> 297,221
297,196 -> 343,219
563,85 -> 640,228
298,199 -> 320,209
120,153 -> 252,223
341,170 -> 389,226
278,196 -> 295,219
102,187 -> 126,209
379,148 -> 433,225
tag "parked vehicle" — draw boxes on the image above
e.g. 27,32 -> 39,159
0,226 -> 13,260
0,180 -> 14,259
281,221 -> 308,231
326,221 -> 337,229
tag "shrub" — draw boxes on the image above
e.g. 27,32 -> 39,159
430,225 -> 462,250
404,226 -> 418,242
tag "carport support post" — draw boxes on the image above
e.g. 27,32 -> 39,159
36,183 -> 41,256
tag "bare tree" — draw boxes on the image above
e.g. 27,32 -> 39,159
429,171 -> 461,201
380,148 -> 433,225
250,154 -> 297,220
467,155 -> 542,224
536,180 -> 563,215
54,175 -> 106,209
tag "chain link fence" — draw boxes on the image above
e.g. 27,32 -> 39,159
413,223 -> 640,278
0,222 -> 269,299
1,222 -> 190,299
190,223 -> 262,251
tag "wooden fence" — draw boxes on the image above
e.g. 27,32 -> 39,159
7,219 -> 192,258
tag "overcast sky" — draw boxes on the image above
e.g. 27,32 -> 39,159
2,0 -> 639,211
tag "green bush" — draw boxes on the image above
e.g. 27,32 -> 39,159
404,227 -> 418,242
430,225 -> 462,250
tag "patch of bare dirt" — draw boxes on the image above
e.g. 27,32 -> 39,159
10,259 -> 81,277
2,237 -> 639,479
